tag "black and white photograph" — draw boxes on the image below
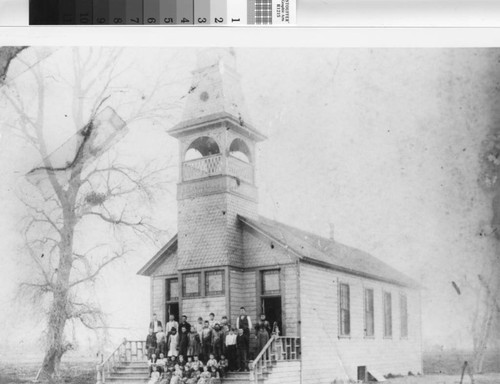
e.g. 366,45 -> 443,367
0,46 -> 499,384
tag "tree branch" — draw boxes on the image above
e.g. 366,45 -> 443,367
69,251 -> 126,288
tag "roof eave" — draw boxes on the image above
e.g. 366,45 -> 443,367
238,215 -> 304,261
137,234 -> 178,276
168,112 -> 267,142
238,214 -> 421,290
299,256 -> 421,289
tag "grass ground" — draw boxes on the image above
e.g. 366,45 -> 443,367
0,361 -> 94,384
385,373 -> 500,384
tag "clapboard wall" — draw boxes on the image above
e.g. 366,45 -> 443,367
265,361 -> 301,384
299,262 -> 422,383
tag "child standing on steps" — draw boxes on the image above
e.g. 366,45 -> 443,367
256,324 -> 270,355
187,328 -> 201,358
201,321 -> 212,362
168,327 -> 180,357
146,328 -> 157,359
225,328 -> 237,372
211,324 -> 223,360
236,328 -> 249,372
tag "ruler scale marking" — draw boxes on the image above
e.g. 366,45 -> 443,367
93,0 -> 109,24
29,0 -> 295,25
126,0 -> 143,24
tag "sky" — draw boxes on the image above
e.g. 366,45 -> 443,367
0,47 -> 499,360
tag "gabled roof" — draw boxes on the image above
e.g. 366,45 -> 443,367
239,215 -> 420,289
137,234 -> 178,276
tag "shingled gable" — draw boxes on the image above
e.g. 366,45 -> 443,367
238,215 -> 420,289
137,234 -> 178,276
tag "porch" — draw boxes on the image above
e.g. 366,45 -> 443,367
95,336 -> 301,384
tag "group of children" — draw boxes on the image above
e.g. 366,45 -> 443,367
146,308 -> 278,384
147,353 -> 225,384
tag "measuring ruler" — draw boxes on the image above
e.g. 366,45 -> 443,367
29,0 -> 296,25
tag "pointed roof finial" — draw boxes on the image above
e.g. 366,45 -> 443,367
169,48 -> 265,142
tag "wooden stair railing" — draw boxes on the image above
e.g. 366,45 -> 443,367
96,339 -> 148,384
250,336 -> 301,384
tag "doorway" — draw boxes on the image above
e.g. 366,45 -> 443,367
262,296 -> 282,335
357,366 -> 367,382
165,278 -> 179,325
166,303 -> 179,324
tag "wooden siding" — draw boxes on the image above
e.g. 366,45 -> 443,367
265,361 -> 301,384
151,251 -> 178,277
152,277 -> 165,324
229,269 -> 244,325
299,263 -> 422,384
181,296 -> 227,323
282,264 -> 299,336
229,269 -> 258,355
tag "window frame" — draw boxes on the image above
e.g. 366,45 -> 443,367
400,293 -> 408,339
166,278 -> 179,302
338,282 -> 351,337
205,270 -> 225,296
383,291 -> 393,338
364,288 -> 375,338
182,272 -> 201,298
261,269 -> 281,296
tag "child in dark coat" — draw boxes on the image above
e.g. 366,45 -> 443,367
146,328 -> 157,358
179,326 -> 189,358
201,321 -> 212,362
256,324 -> 270,355
211,324 -> 223,360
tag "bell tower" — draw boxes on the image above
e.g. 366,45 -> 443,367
169,48 -> 266,272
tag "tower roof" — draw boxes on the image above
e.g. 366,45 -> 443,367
169,48 -> 266,142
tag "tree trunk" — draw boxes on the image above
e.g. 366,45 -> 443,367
40,217 -> 75,383
40,289 -> 68,383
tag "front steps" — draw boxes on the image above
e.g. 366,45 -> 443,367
101,359 -> 299,384
105,361 -> 149,384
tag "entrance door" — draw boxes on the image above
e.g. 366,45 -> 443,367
357,366 -> 367,382
166,303 -> 179,324
262,296 -> 282,335
165,278 -> 179,325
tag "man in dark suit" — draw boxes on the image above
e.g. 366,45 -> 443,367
149,313 -> 163,335
236,307 -> 252,355
179,315 -> 191,333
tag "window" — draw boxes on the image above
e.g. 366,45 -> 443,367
166,278 -> 179,302
182,273 -> 201,297
262,270 -> 280,295
384,291 -> 392,337
205,270 -> 225,296
339,283 -> 350,336
364,288 -> 374,337
400,293 -> 408,338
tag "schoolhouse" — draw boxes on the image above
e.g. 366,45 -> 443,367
136,49 -> 423,384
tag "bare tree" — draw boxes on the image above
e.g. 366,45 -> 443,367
1,47 -> 178,383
